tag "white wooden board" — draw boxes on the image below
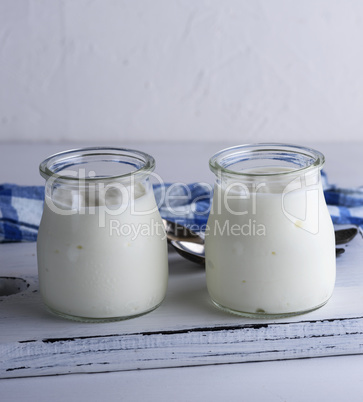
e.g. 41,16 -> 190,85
1,230 -> 363,379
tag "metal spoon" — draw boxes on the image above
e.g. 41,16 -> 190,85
162,219 -> 205,265
162,219 -> 204,245
170,240 -> 205,265
163,219 -> 357,265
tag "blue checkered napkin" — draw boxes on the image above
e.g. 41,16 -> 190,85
0,184 -> 44,242
323,175 -> 363,228
1,173 -> 363,242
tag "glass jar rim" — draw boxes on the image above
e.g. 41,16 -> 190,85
209,143 -> 325,178
39,147 -> 155,182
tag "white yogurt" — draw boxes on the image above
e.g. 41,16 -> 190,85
37,183 -> 168,320
205,168 -> 336,316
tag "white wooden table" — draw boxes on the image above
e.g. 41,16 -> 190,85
1,141 -> 363,401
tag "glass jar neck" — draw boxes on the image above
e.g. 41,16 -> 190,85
209,143 -> 325,183
39,147 -> 155,186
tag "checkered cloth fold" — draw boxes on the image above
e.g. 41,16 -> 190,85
0,184 -> 44,242
0,172 -> 362,242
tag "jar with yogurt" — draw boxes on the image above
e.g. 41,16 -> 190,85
37,147 -> 168,322
205,144 -> 336,318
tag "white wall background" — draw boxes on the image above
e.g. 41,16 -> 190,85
1,0 -> 363,143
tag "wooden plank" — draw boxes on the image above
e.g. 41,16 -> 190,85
2,316 -> 363,378
1,231 -> 363,379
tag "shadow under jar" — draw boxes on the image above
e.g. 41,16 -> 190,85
37,147 -> 168,322
205,144 -> 336,318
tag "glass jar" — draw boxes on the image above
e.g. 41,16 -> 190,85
205,144 -> 336,318
37,147 -> 168,322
